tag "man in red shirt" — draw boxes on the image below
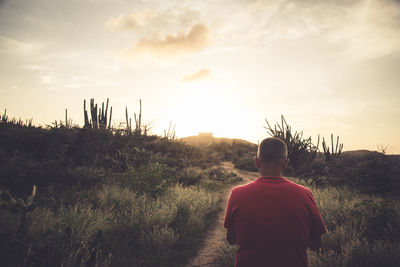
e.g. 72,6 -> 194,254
224,137 -> 326,267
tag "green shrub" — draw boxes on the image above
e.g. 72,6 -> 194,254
101,184 -> 219,266
0,124 -> 213,193
119,162 -> 175,197
176,167 -> 204,186
233,156 -> 257,172
208,139 -> 257,172
325,152 -> 400,195
196,179 -> 222,192
24,203 -> 112,267
350,199 -> 400,242
0,183 -> 220,267
204,166 -> 243,184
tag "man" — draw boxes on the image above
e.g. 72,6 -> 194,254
224,137 -> 326,267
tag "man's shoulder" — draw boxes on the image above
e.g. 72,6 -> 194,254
283,178 -> 312,193
232,181 -> 256,191
230,180 -> 258,195
281,179 -> 317,204
230,178 -> 313,197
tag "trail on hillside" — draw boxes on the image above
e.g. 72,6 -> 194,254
187,162 -> 259,267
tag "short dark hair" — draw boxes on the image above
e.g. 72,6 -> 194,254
257,137 -> 288,163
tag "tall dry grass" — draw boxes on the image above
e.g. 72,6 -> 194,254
15,184 -> 219,266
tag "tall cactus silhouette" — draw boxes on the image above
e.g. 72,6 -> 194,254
84,100 -> 90,127
125,99 -> 145,135
134,99 -> 142,135
83,98 -> 112,129
322,134 -> 343,161
265,115 -> 319,170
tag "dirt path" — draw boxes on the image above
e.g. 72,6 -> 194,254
187,162 -> 259,267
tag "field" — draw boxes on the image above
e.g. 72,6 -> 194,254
0,114 -> 242,267
1,109 -> 400,267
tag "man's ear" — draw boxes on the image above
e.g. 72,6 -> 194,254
254,157 -> 260,169
283,158 -> 289,170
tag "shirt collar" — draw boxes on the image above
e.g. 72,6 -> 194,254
256,176 -> 285,181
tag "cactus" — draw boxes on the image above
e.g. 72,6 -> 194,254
135,99 -> 142,134
1,108 -> 8,123
64,108 -> 73,128
322,134 -> 343,161
265,115 -> 319,170
83,98 -> 112,129
84,99 -> 90,127
65,108 -> 68,128
108,106 -> 112,130
125,106 -> 131,133
164,121 -> 176,140
98,98 -> 109,129
90,99 -> 98,129
125,99 -> 147,135
1,109 -> 33,127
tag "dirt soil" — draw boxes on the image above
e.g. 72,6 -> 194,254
187,162 -> 259,267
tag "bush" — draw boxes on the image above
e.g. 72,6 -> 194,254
21,202 -> 112,267
208,139 -> 257,172
0,183 -> 220,267
0,124 -> 215,193
325,152 -> 400,195
0,120 -> 230,266
176,167 -> 204,186
119,162 -> 176,197
99,184 -> 219,266
233,156 -> 257,172
350,200 -> 400,242
204,166 -> 243,184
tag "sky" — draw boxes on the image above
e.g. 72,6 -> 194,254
0,0 -> 399,153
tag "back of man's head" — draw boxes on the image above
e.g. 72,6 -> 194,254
257,137 -> 288,164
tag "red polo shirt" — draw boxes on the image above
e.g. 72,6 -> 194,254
224,176 -> 326,267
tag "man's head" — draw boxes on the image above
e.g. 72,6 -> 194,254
255,137 -> 289,176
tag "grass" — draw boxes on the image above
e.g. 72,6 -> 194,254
1,110 -> 400,266
0,116 -> 242,267
0,183 -> 221,266
214,185 -> 400,267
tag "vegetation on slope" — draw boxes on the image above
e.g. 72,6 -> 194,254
0,107 -> 241,267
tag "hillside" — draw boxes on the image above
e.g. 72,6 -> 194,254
1,111 -> 400,267
0,118 -> 243,267
181,133 -> 256,146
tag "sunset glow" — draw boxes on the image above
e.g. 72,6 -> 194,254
1,0 -> 399,152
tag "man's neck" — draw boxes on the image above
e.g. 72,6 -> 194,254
259,168 -> 283,177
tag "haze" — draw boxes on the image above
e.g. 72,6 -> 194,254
1,0 -> 399,153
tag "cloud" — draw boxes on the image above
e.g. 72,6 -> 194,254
21,65 -> 50,71
207,0 -> 400,61
105,8 -> 200,31
122,23 -> 210,57
240,0 -> 400,60
105,13 -> 141,31
0,36 -> 42,54
327,0 -> 400,60
38,72 -> 119,91
182,68 -> 212,82
40,75 -> 54,85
